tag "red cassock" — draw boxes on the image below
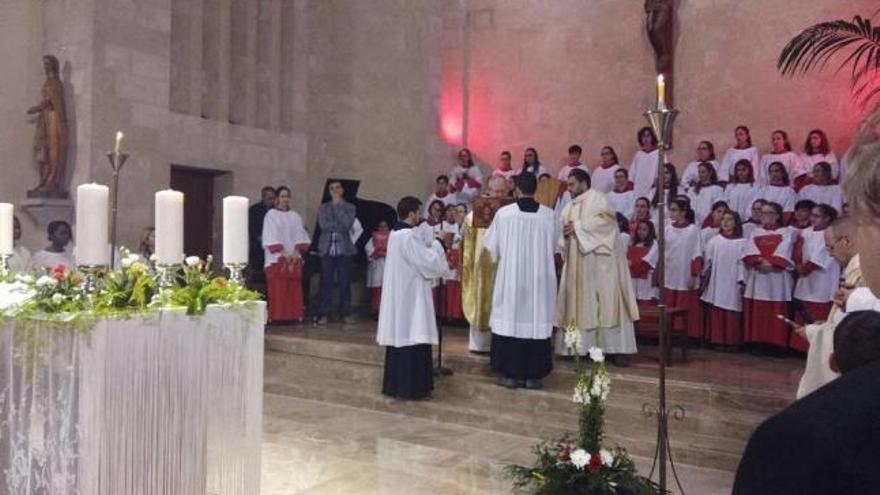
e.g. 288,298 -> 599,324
265,245 -> 308,321
443,248 -> 463,319
742,229 -> 794,347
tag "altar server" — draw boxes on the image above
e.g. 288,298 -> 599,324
377,196 -> 451,400
262,186 -> 311,323
365,220 -> 390,316
589,145 -> 621,194
724,159 -> 761,220
31,220 -> 75,270
681,141 -> 720,192
791,204 -> 840,351
663,197 -> 703,338
440,206 -> 463,320
797,162 -> 843,214
557,144 -> 591,181
556,169 -> 639,361
759,162 -> 797,223
800,129 -> 840,183
701,201 -> 730,247
758,130 -> 805,186
450,148 -> 483,204
702,211 -> 747,346
742,202 -> 795,347
688,161 -> 725,226
423,175 -> 456,218
629,126 -> 661,199
483,173 -> 557,389
719,125 -> 760,183
608,168 -> 635,219
628,219 -> 659,306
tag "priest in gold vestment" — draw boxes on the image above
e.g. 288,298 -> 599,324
555,169 -> 639,360
461,176 -> 510,351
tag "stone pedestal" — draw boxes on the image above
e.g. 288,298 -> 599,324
20,197 -> 74,229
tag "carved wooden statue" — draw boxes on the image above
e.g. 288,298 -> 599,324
645,0 -> 675,74
27,55 -> 69,198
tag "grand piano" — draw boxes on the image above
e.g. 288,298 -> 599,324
302,178 -> 397,318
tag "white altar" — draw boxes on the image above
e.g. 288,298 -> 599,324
0,303 -> 265,495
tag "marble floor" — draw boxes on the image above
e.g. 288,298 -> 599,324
261,396 -> 735,495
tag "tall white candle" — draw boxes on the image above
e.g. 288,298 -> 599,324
155,190 -> 184,265
75,184 -> 110,266
0,203 -> 13,256
222,196 -> 249,265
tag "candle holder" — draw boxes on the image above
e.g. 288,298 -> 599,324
157,263 -> 179,291
642,104 -> 685,495
77,264 -> 107,295
106,152 -> 130,268
0,253 -> 11,277
224,262 -> 246,285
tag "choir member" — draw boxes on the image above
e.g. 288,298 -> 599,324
425,199 -> 445,231
629,126 -> 660,199
742,201 -> 796,348
760,162 -> 797,224
262,186 -> 311,323
744,199 -> 766,239
608,168 -> 635,219
451,148 -> 483,204
663,197 -> 704,338
441,205 -> 465,321
758,130 -> 805,187
629,196 -> 653,236
31,220 -> 75,270
365,220 -> 390,317
791,204 -> 840,352
377,196 -> 452,400
484,173 -> 557,389
724,159 -> 761,220
719,125 -> 760,183
796,216 -> 861,398
800,129 -> 840,183
649,163 -> 679,226
688,161 -> 725,226
423,175 -> 457,218
9,216 -> 32,272
702,211 -> 747,347
461,176 -> 511,351
518,147 -> 549,178
701,201 -> 730,246
790,199 -> 816,231
557,144 -> 590,180
589,146 -> 621,193
491,150 -> 518,185
628,219 -> 659,306
556,169 -> 639,363
682,141 -> 720,192
797,162 -> 843,214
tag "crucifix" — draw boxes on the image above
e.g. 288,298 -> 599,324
646,0 -> 676,110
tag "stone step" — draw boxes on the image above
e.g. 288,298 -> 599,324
264,350 -> 749,471
265,334 -> 791,416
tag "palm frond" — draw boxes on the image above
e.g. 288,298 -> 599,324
778,16 -> 880,107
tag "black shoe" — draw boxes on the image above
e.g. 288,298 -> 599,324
499,377 -> 519,389
525,379 -> 543,390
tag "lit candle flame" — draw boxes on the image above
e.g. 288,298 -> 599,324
114,131 -> 124,155
657,74 -> 666,109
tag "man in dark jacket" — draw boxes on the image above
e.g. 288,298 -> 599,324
247,186 -> 276,289
733,311 -> 880,494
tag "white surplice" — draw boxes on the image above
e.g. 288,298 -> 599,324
719,147 -> 760,183
630,242 -> 659,301
31,249 -> 75,270
483,202 -> 558,339
758,185 -> 797,213
364,238 -> 386,288
451,164 -> 484,204
724,182 -> 761,219
423,192 -> 458,218
664,223 -> 702,291
798,184 -> 844,215
688,184 -> 725,226
261,209 -> 311,267
629,149 -> 660,199
758,152 -> 805,186
800,152 -> 840,181
608,188 -> 635,219
742,226 -> 795,302
590,164 -> 621,194
377,226 -> 451,347
794,227 -> 839,303
681,160 -> 721,193
701,234 -> 747,311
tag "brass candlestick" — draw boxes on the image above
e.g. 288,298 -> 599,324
643,105 -> 686,494
225,262 -> 245,285
106,152 -> 129,268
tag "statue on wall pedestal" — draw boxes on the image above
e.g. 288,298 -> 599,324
645,0 -> 675,75
26,55 -> 69,199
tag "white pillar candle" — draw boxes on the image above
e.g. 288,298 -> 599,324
222,196 -> 249,265
75,184 -> 110,266
0,203 -> 13,256
155,190 -> 184,265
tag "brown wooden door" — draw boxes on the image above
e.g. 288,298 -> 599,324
170,166 -> 214,259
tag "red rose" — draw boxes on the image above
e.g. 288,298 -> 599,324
52,264 -> 66,276
52,271 -> 65,281
558,445 -> 571,462
588,454 -> 602,473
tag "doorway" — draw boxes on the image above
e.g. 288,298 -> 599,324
170,165 -> 219,259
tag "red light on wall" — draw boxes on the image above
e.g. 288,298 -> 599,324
441,114 -> 463,144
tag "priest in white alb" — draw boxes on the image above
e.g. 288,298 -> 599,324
483,173 -> 558,389
377,196 -> 452,400
556,169 -> 639,364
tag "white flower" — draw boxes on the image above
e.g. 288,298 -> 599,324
572,379 -> 590,404
51,293 -> 64,304
563,328 -> 582,352
15,274 -> 34,284
588,347 -> 604,363
36,275 -> 57,288
149,254 -> 159,262
570,449 -> 590,469
185,256 -> 201,267
600,449 -> 614,467
590,371 -> 610,402
121,253 -> 141,268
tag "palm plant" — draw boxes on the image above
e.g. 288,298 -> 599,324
778,15 -> 880,108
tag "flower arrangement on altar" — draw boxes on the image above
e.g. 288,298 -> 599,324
506,323 -> 663,495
